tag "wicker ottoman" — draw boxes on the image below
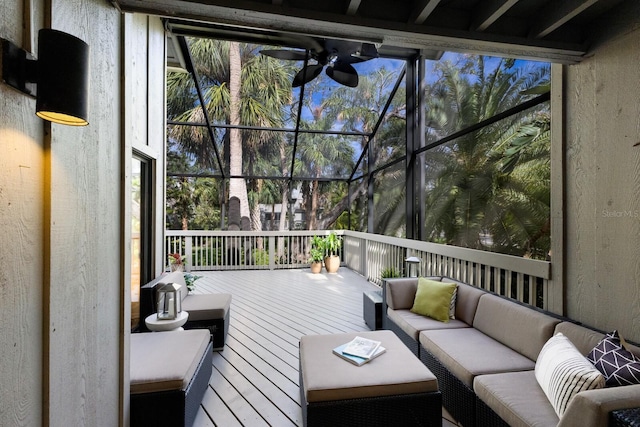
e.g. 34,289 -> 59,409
130,330 -> 212,427
299,330 -> 441,427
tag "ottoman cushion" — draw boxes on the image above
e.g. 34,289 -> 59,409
182,293 -> 231,321
300,330 -> 438,403
130,329 -> 210,394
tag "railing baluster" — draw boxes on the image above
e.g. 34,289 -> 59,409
164,229 -> 552,308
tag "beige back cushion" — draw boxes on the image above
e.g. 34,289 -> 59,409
555,321 -> 640,358
554,322 -> 605,355
385,278 -> 421,310
453,283 -> 486,325
473,294 -> 560,361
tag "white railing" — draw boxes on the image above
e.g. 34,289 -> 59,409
165,230 -> 343,271
165,229 -> 553,310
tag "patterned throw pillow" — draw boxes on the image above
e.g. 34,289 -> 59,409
448,285 -> 457,319
535,333 -> 605,417
588,331 -> 640,387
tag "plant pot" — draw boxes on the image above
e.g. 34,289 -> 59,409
310,261 -> 323,274
324,255 -> 340,273
170,264 -> 184,272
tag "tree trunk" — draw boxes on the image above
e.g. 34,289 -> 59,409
250,179 -> 263,233
228,41 -> 250,228
278,141 -> 289,232
278,188 -> 288,231
316,179 -> 368,230
307,179 -> 319,230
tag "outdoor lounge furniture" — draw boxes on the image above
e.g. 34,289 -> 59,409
130,329 -> 212,427
299,330 -> 441,427
383,277 -> 640,427
140,271 -> 231,350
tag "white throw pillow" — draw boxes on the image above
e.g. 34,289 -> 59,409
535,333 -> 605,417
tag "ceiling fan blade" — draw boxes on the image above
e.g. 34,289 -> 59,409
292,64 -> 324,87
326,63 -> 359,87
260,49 -> 309,61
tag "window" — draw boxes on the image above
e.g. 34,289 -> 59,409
131,154 -> 154,330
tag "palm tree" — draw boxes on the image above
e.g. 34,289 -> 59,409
298,67 -> 407,230
422,55 -> 551,258
167,39 -> 291,230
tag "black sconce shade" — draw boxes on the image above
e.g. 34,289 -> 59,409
1,29 -> 89,126
36,29 -> 90,126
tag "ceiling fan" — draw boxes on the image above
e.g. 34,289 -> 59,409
260,39 -> 378,88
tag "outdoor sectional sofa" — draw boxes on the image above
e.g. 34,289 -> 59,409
383,277 -> 640,427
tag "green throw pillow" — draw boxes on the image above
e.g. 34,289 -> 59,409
410,277 -> 457,322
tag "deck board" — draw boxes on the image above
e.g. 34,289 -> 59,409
193,268 -> 378,426
191,268 -> 458,426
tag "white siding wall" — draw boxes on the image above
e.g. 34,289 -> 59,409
0,2 -> 45,425
565,27 -> 640,342
0,1 -> 166,425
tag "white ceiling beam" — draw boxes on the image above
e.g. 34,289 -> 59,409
411,0 -> 442,25
346,0 -> 361,16
471,0 -> 520,32
530,0 -> 599,39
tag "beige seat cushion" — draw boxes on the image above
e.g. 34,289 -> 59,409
130,329 -> 210,394
420,328 -> 535,387
474,370 -> 559,427
300,330 -> 438,403
388,308 -> 470,341
182,293 -> 231,321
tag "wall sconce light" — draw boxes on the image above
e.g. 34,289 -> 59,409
1,29 -> 89,126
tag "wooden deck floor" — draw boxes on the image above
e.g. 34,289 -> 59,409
189,268 -> 458,427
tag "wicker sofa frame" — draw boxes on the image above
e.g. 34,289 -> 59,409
420,347 -> 476,427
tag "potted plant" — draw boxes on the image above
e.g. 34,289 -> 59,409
381,266 -> 401,279
168,253 -> 186,272
309,235 -> 325,274
322,231 -> 342,273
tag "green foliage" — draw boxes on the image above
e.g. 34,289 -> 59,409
323,232 -> 342,256
310,235 -> 325,251
381,267 -> 401,279
251,249 -> 269,266
309,248 -> 324,263
421,55 -> 551,259
183,273 -> 203,292
165,43 -> 551,260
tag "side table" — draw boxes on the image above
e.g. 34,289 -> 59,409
363,290 -> 383,330
145,311 -> 189,332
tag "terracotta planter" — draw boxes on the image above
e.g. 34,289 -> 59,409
310,261 -> 323,274
324,255 -> 340,273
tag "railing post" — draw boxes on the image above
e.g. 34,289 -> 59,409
362,236 -> 369,281
268,235 -> 275,270
185,236 -> 193,272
